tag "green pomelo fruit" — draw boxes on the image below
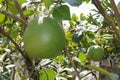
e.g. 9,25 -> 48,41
24,16 -> 66,58
87,45 -> 104,61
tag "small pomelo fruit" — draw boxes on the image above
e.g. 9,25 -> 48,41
87,45 -> 104,61
24,16 -> 66,58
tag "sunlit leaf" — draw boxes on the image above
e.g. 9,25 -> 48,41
71,41 -> 78,46
18,0 -> 26,5
39,68 -> 56,80
66,31 -> 73,40
41,0 -> 53,8
0,0 -> 3,4
0,13 -> 5,23
23,10 -> 34,17
78,52 -> 86,65
71,14 -> 78,21
82,0 -> 90,3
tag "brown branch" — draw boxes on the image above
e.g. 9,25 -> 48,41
0,8 -> 27,26
92,0 -> 120,42
0,28 -> 25,57
65,47 -> 81,80
110,0 -> 120,28
13,0 -> 27,30
0,27 -> 39,79
13,0 -> 27,21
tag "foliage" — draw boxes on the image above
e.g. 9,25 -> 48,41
0,0 -> 120,80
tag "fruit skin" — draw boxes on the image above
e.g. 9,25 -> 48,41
24,16 -> 66,58
87,45 -> 104,61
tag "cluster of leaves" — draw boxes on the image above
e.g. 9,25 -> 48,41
0,0 -> 120,80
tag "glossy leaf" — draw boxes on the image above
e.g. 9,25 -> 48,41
52,5 -> 71,21
71,14 -> 78,21
0,13 -> 5,23
39,68 -> 56,80
78,52 -> 86,65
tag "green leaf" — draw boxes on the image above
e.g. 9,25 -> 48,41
39,68 -> 56,80
0,13 -> 5,23
52,5 -> 71,21
23,10 -> 34,17
10,29 -> 18,39
71,14 -> 78,21
8,0 -> 25,14
63,0 -> 82,6
103,34 -> 113,40
18,0 -> 26,5
0,0 -> 3,4
8,1 -> 18,14
86,31 -> 95,39
117,1 -> 120,11
41,0 -> 53,8
85,0 -> 90,3
82,0 -> 90,3
78,52 -> 86,65
72,33 -> 83,43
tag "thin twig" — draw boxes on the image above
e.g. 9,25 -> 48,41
13,0 -> 27,30
65,46 -> 81,80
0,8 -> 27,26
81,71 -> 97,80
92,0 -> 120,42
13,0 -> 27,21
110,0 -> 120,29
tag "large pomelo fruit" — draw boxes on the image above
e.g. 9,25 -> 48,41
24,16 -> 66,58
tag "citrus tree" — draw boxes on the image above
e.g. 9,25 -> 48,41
0,0 -> 120,80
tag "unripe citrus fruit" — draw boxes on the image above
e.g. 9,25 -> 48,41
24,16 -> 66,58
87,45 -> 104,61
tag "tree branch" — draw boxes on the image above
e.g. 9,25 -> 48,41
13,0 -> 27,22
0,28 -> 25,57
0,27 -> 39,79
65,47 -> 81,80
110,0 -> 120,28
92,0 -> 120,42
0,8 -> 27,26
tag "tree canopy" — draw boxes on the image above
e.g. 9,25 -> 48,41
0,0 -> 120,80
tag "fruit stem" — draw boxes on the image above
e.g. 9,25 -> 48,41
83,65 -> 115,80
